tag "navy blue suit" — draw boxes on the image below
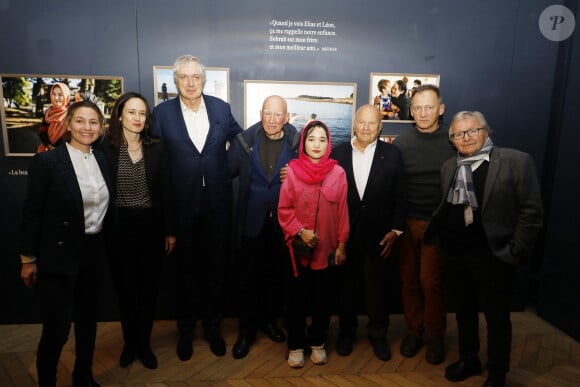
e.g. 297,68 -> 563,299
228,122 -> 299,336
152,94 -> 242,337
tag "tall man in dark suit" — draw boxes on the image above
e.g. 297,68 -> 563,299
426,111 -> 543,386
152,54 -> 242,360
332,104 -> 406,361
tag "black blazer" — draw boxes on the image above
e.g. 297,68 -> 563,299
19,143 -> 116,275
101,139 -> 175,238
331,140 -> 407,247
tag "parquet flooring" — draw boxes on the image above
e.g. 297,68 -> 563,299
1,311 -> 578,386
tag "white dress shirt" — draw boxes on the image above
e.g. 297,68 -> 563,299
350,137 -> 402,236
66,143 -> 109,234
351,137 -> 377,200
181,98 -> 210,152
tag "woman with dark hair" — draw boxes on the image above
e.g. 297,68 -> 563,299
103,92 -> 175,369
390,79 -> 411,120
20,100 -> 115,387
278,120 -> 349,368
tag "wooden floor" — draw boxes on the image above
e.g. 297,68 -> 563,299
1,311 -> 579,386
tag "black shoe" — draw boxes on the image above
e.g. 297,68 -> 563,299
72,372 -> 100,387
206,332 -> 226,356
232,335 -> 256,359
119,344 -> 136,368
138,347 -> 158,369
425,336 -> 445,365
176,336 -> 193,361
259,322 -> 286,343
445,358 -> 483,382
400,333 -> 422,358
482,374 -> 506,387
370,338 -> 391,361
335,334 -> 354,356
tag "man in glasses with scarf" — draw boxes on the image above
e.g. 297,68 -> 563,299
426,110 -> 543,387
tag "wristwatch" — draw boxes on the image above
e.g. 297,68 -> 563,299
297,227 -> 305,237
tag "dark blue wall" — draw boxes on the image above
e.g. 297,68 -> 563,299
1,0 -> 577,340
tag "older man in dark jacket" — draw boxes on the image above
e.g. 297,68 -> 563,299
228,95 -> 299,359
426,111 -> 543,387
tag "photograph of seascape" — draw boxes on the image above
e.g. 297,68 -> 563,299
245,80 -> 356,146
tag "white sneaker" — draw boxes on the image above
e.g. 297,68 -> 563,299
288,349 -> 305,368
310,344 -> 328,365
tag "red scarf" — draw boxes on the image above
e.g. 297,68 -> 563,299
288,120 -> 337,184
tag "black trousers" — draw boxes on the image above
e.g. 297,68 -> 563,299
337,241 -> 392,340
109,208 -> 164,352
285,263 -> 334,350
36,233 -> 106,387
236,216 -> 287,336
442,243 -> 515,377
175,210 -> 231,338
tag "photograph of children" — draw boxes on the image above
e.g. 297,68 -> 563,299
369,73 -> 440,123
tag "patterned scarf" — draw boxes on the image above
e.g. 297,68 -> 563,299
446,137 -> 494,225
45,83 -> 71,145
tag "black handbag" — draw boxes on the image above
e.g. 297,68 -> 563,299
292,238 -> 313,257
291,183 -> 322,258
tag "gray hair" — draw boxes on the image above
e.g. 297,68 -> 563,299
449,110 -> 491,136
172,54 -> 206,86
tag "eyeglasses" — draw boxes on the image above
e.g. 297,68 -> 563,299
411,105 -> 435,113
450,128 -> 482,140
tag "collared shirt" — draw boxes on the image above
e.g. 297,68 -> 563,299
351,137 -> 377,200
471,154 -> 490,172
66,142 -> 109,234
181,97 -> 210,152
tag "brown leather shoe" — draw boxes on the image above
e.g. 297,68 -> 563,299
425,336 -> 445,365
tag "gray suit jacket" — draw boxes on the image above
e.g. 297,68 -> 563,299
426,147 -> 543,264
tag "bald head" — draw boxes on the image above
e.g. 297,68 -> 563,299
260,95 -> 289,139
353,104 -> 382,150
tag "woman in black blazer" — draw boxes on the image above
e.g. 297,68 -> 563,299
19,100 -> 115,387
103,92 -> 175,369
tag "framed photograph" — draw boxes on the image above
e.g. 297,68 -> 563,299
153,66 -> 230,106
370,72 -> 440,123
1,74 -> 123,157
244,80 -> 356,146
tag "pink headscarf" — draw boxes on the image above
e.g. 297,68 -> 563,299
288,120 -> 337,184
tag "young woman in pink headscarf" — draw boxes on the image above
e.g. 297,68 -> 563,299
278,119 -> 349,368
37,82 -> 71,152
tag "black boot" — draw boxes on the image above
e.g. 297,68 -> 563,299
445,357 -> 483,382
